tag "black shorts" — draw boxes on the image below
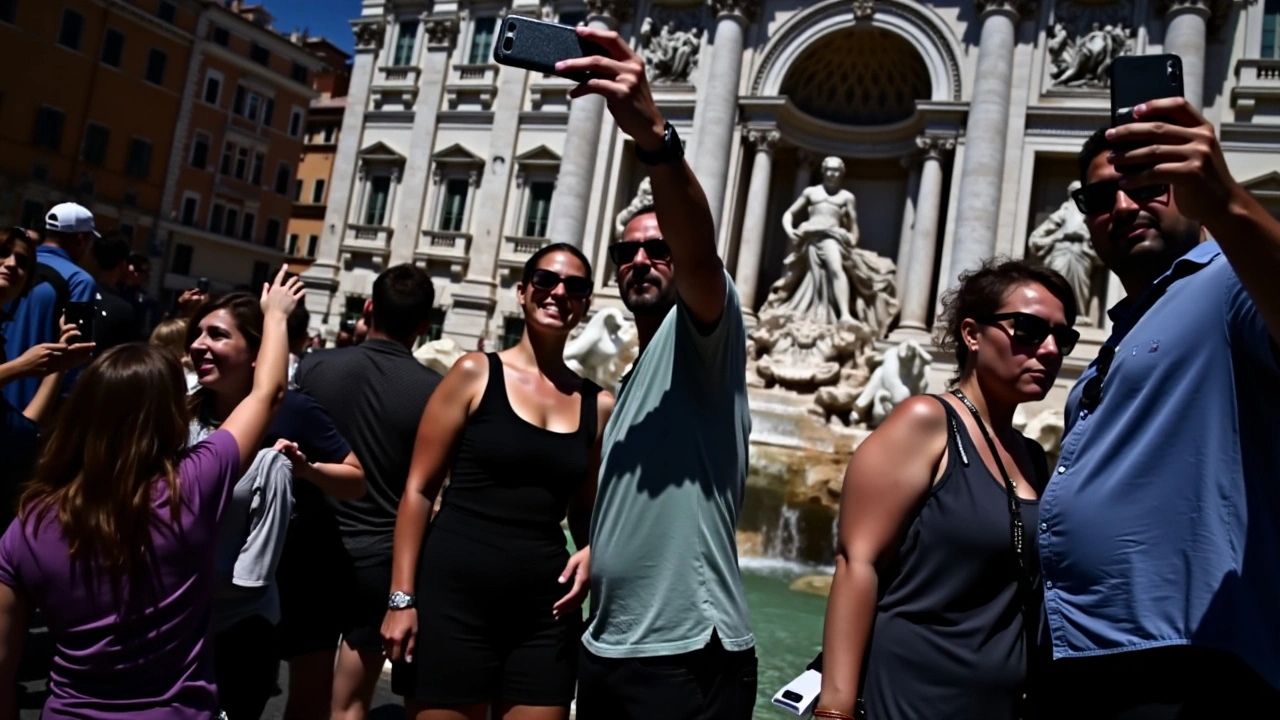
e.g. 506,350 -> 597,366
338,559 -> 392,654
275,524 -> 346,658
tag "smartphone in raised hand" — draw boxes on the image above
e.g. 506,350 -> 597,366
491,16 -> 609,82
1110,54 -> 1184,126
64,301 -> 97,342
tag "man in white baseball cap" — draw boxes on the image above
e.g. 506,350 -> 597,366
2,202 -> 98,409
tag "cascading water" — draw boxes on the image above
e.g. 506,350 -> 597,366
764,505 -> 801,560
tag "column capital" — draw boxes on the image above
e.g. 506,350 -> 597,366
915,135 -> 957,161
743,127 -> 781,153
350,18 -> 386,51
975,0 -> 1035,21
1155,0 -> 1218,17
711,0 -> 759,23
422,14 -> 460,48
586,0 -> 634,26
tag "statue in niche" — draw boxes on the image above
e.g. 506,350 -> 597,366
1048,1 -> 1135,89
638,11 -> 703,84
564,308 -> 638,392
762,156 -> 899,335
1027,181 -> 1104,324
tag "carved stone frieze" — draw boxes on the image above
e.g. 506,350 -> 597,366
639,7 -> 706,84
1047,0 -> 1135,90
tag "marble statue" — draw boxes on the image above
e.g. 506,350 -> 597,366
763,157 -> 899,336
564,308 -> 638,392
414,337 -> 466,376
614,177 -> 654,240
1048,1 -> 1134,89
752,314 -> 873,395
1028,181 -> 1104,322
852,340 -> 933,428
639,15 -> 702,84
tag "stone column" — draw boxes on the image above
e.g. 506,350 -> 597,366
946,0 -> 1031,288
732,128 -> 779,317
693,0 -> 758,232
389,14 -> 458,267
792,150 -> 812,200
897,136 -> 955,336
895,158 -> 922,293
349,164 -> 368,225
384,167 -> 401,231
1159,0 -> 1212,108
544,1 -> 628,248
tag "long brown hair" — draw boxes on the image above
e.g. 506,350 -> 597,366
187,292 -> 264,419
19,344 -> 190,591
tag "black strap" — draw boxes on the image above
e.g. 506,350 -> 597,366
32,263 -> 71,334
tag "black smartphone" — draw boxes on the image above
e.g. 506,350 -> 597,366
491,15 -> 608,83
1110,54 -> 1184,126
64,301 -> 96,341
196,276 -> 210,293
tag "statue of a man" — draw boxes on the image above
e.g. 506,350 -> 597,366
762,157 -> 899,336
1027,180 -> 1103,321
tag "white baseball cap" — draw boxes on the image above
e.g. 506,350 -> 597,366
45,202 -> 101,238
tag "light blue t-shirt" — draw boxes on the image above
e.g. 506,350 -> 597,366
584,272 -> 754,658
1040,240 -> 1280,689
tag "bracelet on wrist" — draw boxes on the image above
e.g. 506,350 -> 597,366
813,709 -> 857,720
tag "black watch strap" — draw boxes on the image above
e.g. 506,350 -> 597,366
634,122 -> 684,166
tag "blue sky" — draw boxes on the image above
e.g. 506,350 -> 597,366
266,0 -> 361,53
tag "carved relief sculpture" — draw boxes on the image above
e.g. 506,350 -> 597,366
1048,0 -> 1135,89
1027,181 -> 1104,323
639,10 -> 704,84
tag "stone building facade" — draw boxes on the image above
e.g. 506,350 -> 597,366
306,0 -> 1280,411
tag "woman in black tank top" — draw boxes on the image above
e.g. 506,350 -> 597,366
815,259 -> 1081,720
383,243 -> 615,720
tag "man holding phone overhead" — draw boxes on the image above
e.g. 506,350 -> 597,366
547,25 -> 757,720
1037,58 -> 1280,717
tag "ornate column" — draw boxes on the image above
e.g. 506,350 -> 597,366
389,14 -> 457,267
897,136 -> 955,336
947,0 -> 1031,288
544,0 -> 629,248
733,128 -> 779,317
1159,0 -> 1213,108
895,157 -> 922,293
693,0 -> 758,232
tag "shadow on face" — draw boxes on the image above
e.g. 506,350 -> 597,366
517,249 -> 591,337
615,212 -> 676,317
962,281 -> 1072,404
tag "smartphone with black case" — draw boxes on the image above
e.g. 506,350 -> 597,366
491,15 -> 608,83
1110,54 -> 1184,126
196,276 -> 210,294
64,301 -> 96,342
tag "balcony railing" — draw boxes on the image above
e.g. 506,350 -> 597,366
342,224 -> 393,253
1231,58 -> 1280,120
445,64 -> 499,110
416,230 -> 472,273
378,65 -> 421,85
499,235 -> 549,270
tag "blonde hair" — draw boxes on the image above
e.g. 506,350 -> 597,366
149,318 -> 193,371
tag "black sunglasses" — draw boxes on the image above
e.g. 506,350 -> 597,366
978,312 -> 1080,355
528,268 -> 593,298
1071,180 -> 1168,215
1079,344 -> 1116,412
608,239 -> 672,267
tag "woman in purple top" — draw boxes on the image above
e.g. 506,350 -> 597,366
0,266 -> 304,719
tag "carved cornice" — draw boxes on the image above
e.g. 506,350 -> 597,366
586,0 -> 634,25
711,0 -> 760,23
743,127 -> 782,152
975,0 -> 1036,21
423,14 -> 460,48
351,18 -> 386,51
915,134 -> 956,160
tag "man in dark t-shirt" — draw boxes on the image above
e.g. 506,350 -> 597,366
294,264 -> 441,717
88,233 -> 141,352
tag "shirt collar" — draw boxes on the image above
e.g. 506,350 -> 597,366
37,245 -> 73,263
361,337 -> 412,356
1106,238 -> 1221,326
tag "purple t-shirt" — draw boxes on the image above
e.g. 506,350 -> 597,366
0,430 -> 241,719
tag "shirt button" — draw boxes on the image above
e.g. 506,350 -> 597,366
1039,522 -> 1048,532
1045,580 -> 1053,589
1056,465 -> 1067,474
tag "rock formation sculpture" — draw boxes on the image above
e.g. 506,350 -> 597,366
564,307 -> 638,393
1028,180 -> 1104,322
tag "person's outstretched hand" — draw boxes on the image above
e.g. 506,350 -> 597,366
557,27 -> 666,152
260,264 -> 304,319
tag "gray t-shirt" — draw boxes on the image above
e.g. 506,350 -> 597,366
584,272 -> 754,658
189,424 -> 294,632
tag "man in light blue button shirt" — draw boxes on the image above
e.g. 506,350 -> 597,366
1037,99 -> 1280,718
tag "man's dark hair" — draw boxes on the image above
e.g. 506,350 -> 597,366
935,257 -> 1079,383
521,242 -> 593,284
91,232 -> 131,272
1078,126 -> 1115,185
371,264 -> 436,341
287,303 -> 310,343
127,252 -> 149,270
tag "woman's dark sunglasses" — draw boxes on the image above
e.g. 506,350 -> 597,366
1071,180 -> 1168,215
608,239 -> 672,267
978,312 -> 1079,355
528,268 -> 593,298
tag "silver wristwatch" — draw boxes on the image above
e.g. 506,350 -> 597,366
388,591 -> 415,610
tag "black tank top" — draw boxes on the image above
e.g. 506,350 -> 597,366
860,395 -> 1046,720
439,353 -> 599,535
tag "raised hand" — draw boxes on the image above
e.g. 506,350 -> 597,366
259,264 -> 305,319
556,27 -> 666,152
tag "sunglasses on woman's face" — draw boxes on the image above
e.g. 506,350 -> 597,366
528,268 -> 593,299
978,312 -> 1080,355
608,239 -> 672,267
1071,180 -> 1168,215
